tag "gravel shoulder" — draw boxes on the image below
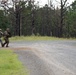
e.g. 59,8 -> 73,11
10,40 -> 76,75
14,49 -> 54,75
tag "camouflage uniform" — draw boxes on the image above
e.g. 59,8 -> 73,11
0,29 -> 3,47
3,28 -> 11,47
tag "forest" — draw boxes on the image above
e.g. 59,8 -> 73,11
0,0 -> 76,38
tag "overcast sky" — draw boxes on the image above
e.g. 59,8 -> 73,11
35,0 -> 75,7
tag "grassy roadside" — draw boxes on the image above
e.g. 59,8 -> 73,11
0,48 -> 28,75
10,36 -> 76,41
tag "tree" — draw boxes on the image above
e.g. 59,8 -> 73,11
65,0 -> 76,37
59,0 -> 68,37
0,10 -> 9,30
0,0 -> 28,36
0,0 -> 76,37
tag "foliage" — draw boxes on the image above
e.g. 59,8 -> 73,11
0,0 -> 76,37
0,10 -> 10,31
65,0 -> 76,37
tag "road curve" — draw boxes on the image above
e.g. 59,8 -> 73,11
10,40 -> 76,75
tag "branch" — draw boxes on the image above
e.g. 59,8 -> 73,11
55,0 -> 61,4
63,0 -> 67,7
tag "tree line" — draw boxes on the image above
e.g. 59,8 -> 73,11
0,0 -> 76,37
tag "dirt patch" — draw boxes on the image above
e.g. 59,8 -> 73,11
0,46 -> 37,52
10,47 -> 36,51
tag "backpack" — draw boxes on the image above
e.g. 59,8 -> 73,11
3,31 -> 11,38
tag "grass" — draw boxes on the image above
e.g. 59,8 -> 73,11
10,36 -> 63,41
10,36 -> 76,41
0,48 -> 28,75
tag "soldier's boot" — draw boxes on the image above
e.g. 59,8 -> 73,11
2,43 -> 6,47
6,43 -> 9,47
6,41 -> 9,47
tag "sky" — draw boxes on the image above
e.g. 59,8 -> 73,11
35,0 -> 75,7
0,0 -> 75,8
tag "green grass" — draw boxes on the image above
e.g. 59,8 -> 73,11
0,48 -> 28,75
10,36 -> 63,41
10,36 -> 76,41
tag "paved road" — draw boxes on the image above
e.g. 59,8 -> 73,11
10,40 -> 76,75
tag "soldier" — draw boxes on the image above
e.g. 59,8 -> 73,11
0,29 -> 3,47
3,28 -> 11,47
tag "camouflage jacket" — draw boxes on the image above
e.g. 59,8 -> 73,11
4,31 -> 11,38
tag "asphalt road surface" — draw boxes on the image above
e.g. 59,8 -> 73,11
10,40 -> 76,75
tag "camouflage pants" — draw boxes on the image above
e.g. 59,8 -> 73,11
3,37 -> 9,47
